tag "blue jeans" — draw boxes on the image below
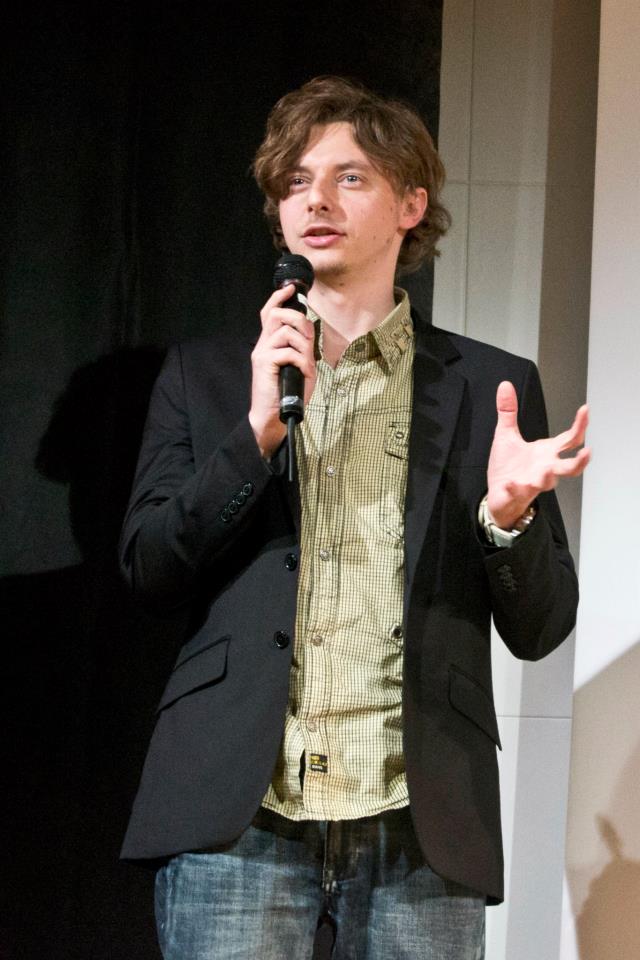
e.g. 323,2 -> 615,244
155,806 -> 485,959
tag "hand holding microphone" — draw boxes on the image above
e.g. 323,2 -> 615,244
273,254 -> 314,425
248,255 -> 315,475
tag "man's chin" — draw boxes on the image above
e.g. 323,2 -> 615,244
308,255 -> 348,281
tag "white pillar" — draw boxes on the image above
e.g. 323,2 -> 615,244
436,2 -> 599,956
561,1 -> 640,956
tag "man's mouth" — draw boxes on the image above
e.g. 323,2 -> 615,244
302,225 -> 344,248
303,225 -> 343,237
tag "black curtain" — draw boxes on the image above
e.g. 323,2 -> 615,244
1,3 -> 443,957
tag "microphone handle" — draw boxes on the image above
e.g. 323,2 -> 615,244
278,286 -> 307,426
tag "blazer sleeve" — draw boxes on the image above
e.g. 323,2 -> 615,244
483,360 -> 579,661
119,343 -> 279,611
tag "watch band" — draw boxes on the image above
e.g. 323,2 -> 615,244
478,496 -> 536,548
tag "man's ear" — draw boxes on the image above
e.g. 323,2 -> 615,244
401,187 -> 428,229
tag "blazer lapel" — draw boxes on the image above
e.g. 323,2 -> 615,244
404,318 -> 465,601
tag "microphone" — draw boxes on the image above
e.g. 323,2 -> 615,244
273,253 -> 315,425
272,253 -> 314,482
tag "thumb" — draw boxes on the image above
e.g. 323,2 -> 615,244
496,380 -> 519,430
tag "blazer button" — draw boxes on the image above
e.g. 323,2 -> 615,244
235,491 -> 247,505
284,553 -> 298,571
273,631 -> 290,649
242,482 -> 254,497
219,508 -> 231,523
228,500 -> 239,515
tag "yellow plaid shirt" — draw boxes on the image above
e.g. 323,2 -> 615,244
262,291 -> 414,820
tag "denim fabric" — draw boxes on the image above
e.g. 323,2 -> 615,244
155,806 -> 485,959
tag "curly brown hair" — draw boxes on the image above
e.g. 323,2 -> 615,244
253,76 -> 450,275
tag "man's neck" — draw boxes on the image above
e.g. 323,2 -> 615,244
308,273 -> 398,369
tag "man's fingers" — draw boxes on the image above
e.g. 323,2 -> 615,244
253,323 -> 315,374
267,324 -> 314,357
495,380 -> 519,430
265,346 -> 315,380
262,283 -> 296,316
260,287 -> 315,340
557,404 -> 589,452
554,446 -> 591,478
261,284 -> 309,329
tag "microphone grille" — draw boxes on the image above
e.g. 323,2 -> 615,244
273,254 -> 314,290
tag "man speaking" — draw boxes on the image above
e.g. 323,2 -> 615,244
119,76 -> 589,959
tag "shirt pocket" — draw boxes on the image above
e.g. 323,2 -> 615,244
379,420 -> 410,540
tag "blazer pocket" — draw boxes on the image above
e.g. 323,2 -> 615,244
448,664 -> 502,749
157,637 -> 230,712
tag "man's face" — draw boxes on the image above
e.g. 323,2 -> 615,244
278,122 -> 424,284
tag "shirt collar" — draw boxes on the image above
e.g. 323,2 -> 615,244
308,288 -> 413,372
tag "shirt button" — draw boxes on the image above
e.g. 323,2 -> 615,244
395,430 -> 405,440
311,635 -> 323,646
336,386 -> 346,397
273,631 -> 290,649
284,553 -> 298,571
306,720 -> 318,732
325,466 -> 336,478
391,624 -> 403,640
319,548 -> 330,561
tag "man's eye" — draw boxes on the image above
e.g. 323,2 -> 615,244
343,174 -> 361,184
288,176 -> 306,187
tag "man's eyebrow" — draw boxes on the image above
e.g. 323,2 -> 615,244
289,159 -> 373,174
334,160 -> 372,172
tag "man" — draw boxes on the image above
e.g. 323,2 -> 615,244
120,76 -> 589,959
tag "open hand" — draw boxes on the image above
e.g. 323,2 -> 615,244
487,381 -> 590,529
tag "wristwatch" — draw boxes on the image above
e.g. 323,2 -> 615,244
478,495 -> 537,548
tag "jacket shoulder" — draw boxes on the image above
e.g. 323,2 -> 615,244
171,330 -> 251,368
427,323 -> 535,372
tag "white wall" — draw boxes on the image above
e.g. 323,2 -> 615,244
560,1 -> 640,957
435,2 -> 599,957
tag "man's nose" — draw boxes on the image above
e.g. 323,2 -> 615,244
307,177 -> 333,211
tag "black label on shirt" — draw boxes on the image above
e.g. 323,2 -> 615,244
309,753 -> 328,773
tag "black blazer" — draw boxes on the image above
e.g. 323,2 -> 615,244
119,316 -> 577,904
